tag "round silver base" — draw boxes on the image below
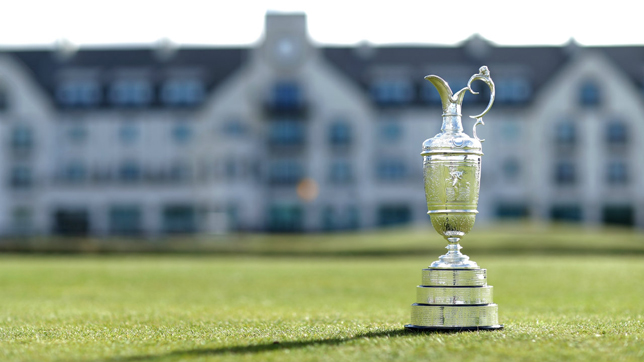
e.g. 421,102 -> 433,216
416,285 -> 493,304
405,324 -> 503,332
422,268 -> 487,286
410,303 -> 499,328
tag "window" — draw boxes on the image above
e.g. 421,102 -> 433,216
554,121 -> 576,145
119,124 -> 139,144
607,161 -> 628,185
12,207 -> 32,234
267,204 -> 303,232
606,122 -> 627,145
67,124 -> 88,144
502,158 -> 520,181
63,162 -> 87,183
555,162 -> 576,185
346,206 -> 360,230
269,120 -> 304,146
329,121 -> 352,146
56,80 -> 102,107
500,122 -> 520,141
321,206 -> 335,231
602,205 -> 633,226
329,160 -> 353,184
221,118 -> 248,137
379,122 -> 402,142
551,205 -> 582,222
225,159 -> 237,179
170,162 -> 191,182
109,205 -> 142,235
270,81 -> 303,110
322,205 -> 360,231
163,205 -> 197,234
579,80 -> 600,106
161,79 -> 204,106
172,123 -> 192,144
496,203 -> 529,219
0,87 -> 8,110
53,208 -> 90,235
269,160 -> 303,185
109,79 -> 152,107
495,78 -> 532,104
376,159 -> 406,181
371,80 -> 414,105
378,205 -> 411,226
10,125 -> 34,152
10,165 -> 32,189
119,161 -> 141,182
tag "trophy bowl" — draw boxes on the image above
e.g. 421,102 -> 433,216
423,151 -> 482,269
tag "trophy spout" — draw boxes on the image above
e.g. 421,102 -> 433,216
425,67 -> 496,141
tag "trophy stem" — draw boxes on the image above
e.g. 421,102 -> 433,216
429,237 -> 479,269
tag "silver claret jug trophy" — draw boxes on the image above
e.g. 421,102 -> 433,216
405,66 -> 503,331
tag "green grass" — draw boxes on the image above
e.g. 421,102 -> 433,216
0,226 -> 643,361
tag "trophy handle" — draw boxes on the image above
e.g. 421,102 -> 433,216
466,66 -> 495,142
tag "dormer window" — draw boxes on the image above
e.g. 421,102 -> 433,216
371,80 -> 413,106
56,80 -> 102,107
270,81 -> 303,111
579,80 -> 600,107
495,78 -> 532,104
109,79 -> 152,107
161,79 -> 204,107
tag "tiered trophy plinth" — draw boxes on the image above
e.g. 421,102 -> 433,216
405,268 -> 503,331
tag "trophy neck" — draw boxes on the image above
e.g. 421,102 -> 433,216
441,113 -> 463,134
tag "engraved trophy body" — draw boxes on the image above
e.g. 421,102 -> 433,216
405,66 -> 503,331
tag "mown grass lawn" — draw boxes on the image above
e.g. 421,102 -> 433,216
0,226 -> 643,361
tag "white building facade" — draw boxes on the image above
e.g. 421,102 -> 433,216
0,13 -> 643,236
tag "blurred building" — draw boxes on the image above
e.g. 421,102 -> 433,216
0,13 -> 642,236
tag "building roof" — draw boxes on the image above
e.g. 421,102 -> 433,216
6,46 -> 248,109
3,41 -> 644,109
321,43 -> 570,92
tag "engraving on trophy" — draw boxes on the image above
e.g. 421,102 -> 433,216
448,169 -> 463,188
406,66 -> 502,331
